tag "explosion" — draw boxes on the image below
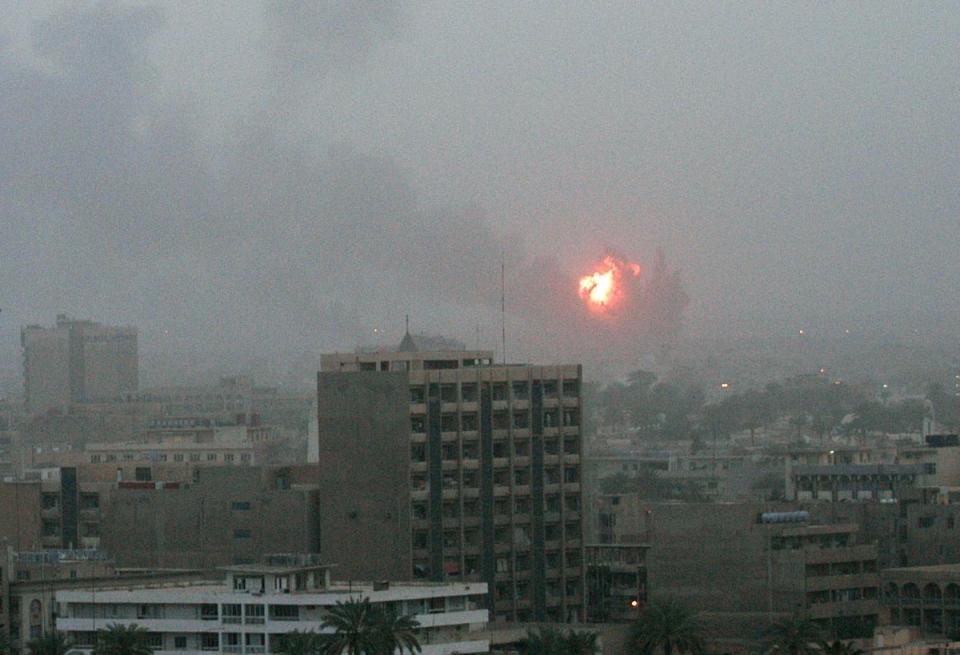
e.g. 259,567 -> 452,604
578,254 -> 641,314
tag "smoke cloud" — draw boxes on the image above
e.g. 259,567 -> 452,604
2,2 -> 956,384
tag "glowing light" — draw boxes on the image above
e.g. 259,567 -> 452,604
720,382 -> 730,390
578,255 -> 641,314
630,600 -> 639,608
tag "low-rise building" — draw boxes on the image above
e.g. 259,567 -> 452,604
601,501 -> 880,640
882,564 -> 960,638
56,558 -> 490,655
585,543 -> 648,623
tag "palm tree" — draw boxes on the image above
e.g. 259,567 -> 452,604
371,606 -> 421,655
520,627 -> 566,655
92,624 -> 153,655
762,616 -> 823,655
630,598 -> 705,655
563,630 -> 599,655
27,632 -> 72,655
278,630 -> 325,655
322,598 -> 420,655
819,641 -> 864,655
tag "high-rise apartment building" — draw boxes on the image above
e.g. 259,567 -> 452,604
21,315 -> 138,414
317,337 -> 585,623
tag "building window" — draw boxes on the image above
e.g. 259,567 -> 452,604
240,454 -> 251,462
207,453 -> 217,461
225,454 -> 235,462
231,501 -> 252,511
146,633 -> 163,648
174,636 -> 187,649
234,529 -> 252,539
512,382 -> 529,400
201,634 -> 219,651
410,386 -> 426,404
918,516 -> 935,529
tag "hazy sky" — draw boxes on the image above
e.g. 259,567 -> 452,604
2,1 -> 958,376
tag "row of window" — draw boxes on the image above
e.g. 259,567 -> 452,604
90,452 -> 252,463
411,409 -> 580,433
412,494 -> 581,519
409,380 -> 579,404
411,438 -> 580,462
411,466 -> 579,491
414,549 -> 583,579
495,577 -> 581,601
414,522 -> 582,551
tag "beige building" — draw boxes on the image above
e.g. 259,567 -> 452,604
21,315 -> 137,415
318,336 -> 585,623
882,563 -> 960,638
595,498 -> 880,641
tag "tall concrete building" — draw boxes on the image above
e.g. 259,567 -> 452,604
317,337 -> 585,623
21,315 -> 138,414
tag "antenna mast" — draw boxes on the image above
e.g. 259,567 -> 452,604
500,255 -> 506,364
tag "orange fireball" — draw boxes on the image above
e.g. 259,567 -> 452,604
578,254 -> 641,314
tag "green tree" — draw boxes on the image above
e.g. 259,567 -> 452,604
92,624 -> 153,655
630,598 -> 705,655
0,631 -> 11,655
520,628 -> 598,655
762,616 -> 822,655
372,606 -> 421,655
27,632 -> 72,655
520,627 -> 566,655
278,630 -> 325,655
562,630 -> 599,655
322,598 -> 420,655
819,641 -> 864,655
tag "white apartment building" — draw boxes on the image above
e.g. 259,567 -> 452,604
55,561 -> 489,655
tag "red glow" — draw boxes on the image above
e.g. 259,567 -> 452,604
578,254 -> 641,314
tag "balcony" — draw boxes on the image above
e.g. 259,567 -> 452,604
803,544 -> 877,564
805,574 -> 879,592
807,599 -> 879,620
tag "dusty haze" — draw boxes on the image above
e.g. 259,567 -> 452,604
2,2 -> 958,384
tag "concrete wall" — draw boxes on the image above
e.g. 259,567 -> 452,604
99,466 -> 319,568
638,502 -> 806,614
315,371 -> 412,581
0,482 -> 42,551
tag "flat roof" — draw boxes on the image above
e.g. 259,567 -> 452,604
221,563 -> 334,575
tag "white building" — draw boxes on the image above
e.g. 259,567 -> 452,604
55,560 -> 489,655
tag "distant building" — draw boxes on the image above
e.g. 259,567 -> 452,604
5,466 -> 319,568
599,499 -> 880,640
882,563 -> 960,638
585,543 -> 648,623
0,550 -> 212,655
55,558 -> 490,655
318,335 -> 585,623
21,315 -> 137,414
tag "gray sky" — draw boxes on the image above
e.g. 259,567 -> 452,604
2,1 -> 958,377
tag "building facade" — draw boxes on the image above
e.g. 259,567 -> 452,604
21,315 -> 138,415
55,560 -> 489,655
598,500 -> 880,640
318,341 -> 585,623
